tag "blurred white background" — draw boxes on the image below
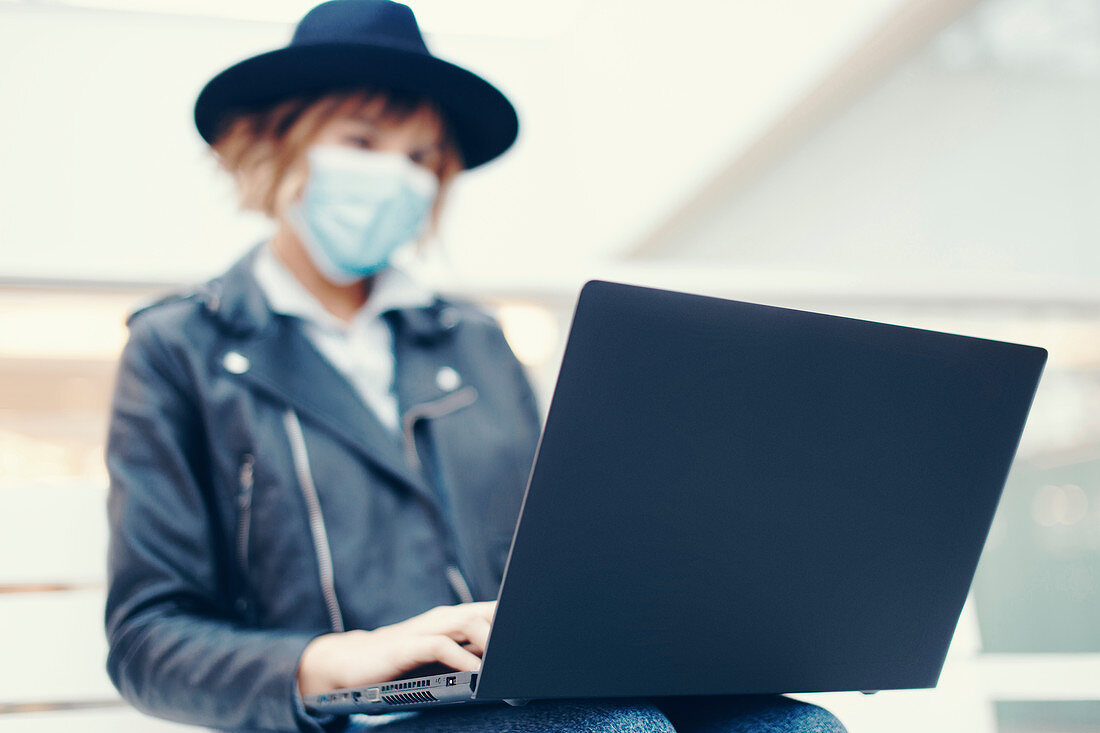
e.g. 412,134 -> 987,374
1,0 -> 1098,731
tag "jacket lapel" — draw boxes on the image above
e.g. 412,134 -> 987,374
233,316 -> 434,501
204,246 -> 434,502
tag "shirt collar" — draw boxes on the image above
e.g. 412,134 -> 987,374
253,243 -> 435,332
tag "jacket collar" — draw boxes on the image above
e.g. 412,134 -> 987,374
253,244 -> 435,333
198,243 -> 461,344
199,244 -> 460,501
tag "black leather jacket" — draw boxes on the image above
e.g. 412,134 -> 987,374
104,248 -> 541,731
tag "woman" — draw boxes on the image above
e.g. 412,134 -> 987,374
105,2 -> 846,731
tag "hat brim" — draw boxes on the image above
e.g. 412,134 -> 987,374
194,43 -> 518,169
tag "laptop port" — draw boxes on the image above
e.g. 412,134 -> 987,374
446,676 -> 456,686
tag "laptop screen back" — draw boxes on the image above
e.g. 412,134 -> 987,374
476,280 -> 1046,700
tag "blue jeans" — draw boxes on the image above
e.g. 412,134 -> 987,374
346,696 -> 846,732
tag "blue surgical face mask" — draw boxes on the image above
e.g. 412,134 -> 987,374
286,145 -> 439,284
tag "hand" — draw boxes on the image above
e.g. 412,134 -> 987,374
296,601 -> 496,696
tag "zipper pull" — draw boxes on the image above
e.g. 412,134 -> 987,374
236,453 -> 255,575
238,453 -> 255,503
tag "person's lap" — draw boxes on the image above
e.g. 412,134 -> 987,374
655,695 -> 847,733
346,696 -> 846,732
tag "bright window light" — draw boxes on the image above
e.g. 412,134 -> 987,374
496,302 -> 559,368
17,0 -> 586,38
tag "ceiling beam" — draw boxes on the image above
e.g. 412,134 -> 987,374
625,0 -> 982,259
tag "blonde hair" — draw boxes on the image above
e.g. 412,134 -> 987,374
209,88 -> 464,229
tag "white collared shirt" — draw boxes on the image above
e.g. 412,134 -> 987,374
253,244 -> 435,432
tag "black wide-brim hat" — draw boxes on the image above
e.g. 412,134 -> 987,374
194,0 -> 518,169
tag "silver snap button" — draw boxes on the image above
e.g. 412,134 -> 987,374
223,351 -> 250,374
435,366 -> 461,392
439,307 -> 460,330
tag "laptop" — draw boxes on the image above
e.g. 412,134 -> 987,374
305,279 -> 1047,715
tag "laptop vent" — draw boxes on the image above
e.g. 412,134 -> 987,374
382,690 -> 438,705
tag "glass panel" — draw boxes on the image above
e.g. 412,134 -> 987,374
995,701 -> 1100,733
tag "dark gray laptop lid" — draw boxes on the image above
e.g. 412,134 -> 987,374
475,280 -> 1046,700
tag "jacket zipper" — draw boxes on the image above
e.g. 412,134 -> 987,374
282,409 -> 345,633
235,453 -> 255,577
445,565 -> 475,604
402,385 -> 480,604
